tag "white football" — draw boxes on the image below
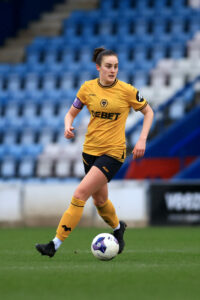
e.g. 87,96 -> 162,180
91,233 -> 119,261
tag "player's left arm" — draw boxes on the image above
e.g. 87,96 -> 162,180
132,104 -> 154,160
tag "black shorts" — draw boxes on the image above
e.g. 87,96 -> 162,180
82,152 -> 123,182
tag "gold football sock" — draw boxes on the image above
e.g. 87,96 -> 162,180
95,199 -> 119,229
56,196 -> 85,241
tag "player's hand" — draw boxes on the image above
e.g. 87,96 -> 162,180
64,126 -> 75,139
132,138 -> 146,159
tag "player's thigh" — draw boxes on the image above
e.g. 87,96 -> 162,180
92,184 -> 108,206
74,166 -> 108,201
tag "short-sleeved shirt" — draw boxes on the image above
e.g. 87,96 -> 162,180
75,78 -> 147,162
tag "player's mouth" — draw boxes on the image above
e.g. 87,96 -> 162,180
108,74 -> 115,79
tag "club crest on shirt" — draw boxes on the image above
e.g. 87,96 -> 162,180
136,91 -> 144,102
100,99 -> 108,107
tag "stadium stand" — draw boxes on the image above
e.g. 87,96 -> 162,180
0,0 -> 200,181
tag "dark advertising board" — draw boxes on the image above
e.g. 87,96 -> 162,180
149,182 -> 200,225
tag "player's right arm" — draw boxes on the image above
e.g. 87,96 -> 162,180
64,105 -> 81,139
64,83 -> 87,139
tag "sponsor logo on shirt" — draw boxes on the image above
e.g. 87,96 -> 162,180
91,110 -> 121,120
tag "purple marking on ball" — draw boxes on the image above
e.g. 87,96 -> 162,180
93,237 -> 106,253
112,236 -> 119,244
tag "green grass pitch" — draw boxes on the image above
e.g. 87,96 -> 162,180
0,226 -> 200,300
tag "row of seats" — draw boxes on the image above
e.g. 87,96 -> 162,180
0,71 -> 95,91
0,69 -> 192,93
0,65 -> 198,96
63,17 -> 200,37
26,44 -> 187,63
1,130 -> 63,146
0,89 -> 77,104
100,0 -> 188,9
26,34 -> 192,54
70,7 -> 195,20
0,115 -> 82,131
0,102 -> 69,117
0,156 -> 84,178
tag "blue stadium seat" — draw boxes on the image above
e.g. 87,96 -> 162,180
0,64 -> 11,76
20,128 -> 36,145
0,74 -> 4,90
18,157 -> 35,178
1,157 -> 16,178
81,23 -> 95,37
26,37 -> 49,55
7,144 -> 25,159
100,0 -> 114,11
0,90 -> 9,105
150,43 -> 167,62
22,102 -> 38,118
23,116 -> 43,130
151,17 -> 167,35
42,72 -> 57,90
78,47 -> 92,62
27,61 -> 46,73
118,0 -> 131,9
117,71 -> 130,83
132,71 -> 149,88
168,98 -> 185,121
46,61 -> 64,73
26,52 -> 41,64
5,101 -> 20,118
6,73 -> 22,91
2,130 -> 17,145
77,72 -> 93,87
98,19 -> 113,36
169,43 -> 185,59
61,49 -> 75,63
24,73 -> 40,91
60,71 -> 75,90
169,17 -> 186,34
7,116 -> 24,131
23,144 -> 43,158
12,64 -> 28,76
38,127 -> 54,145
0,144 -> 8,159
44,51 -> 58,65
47,37 -> 65,52
42,115 -> 63,130
133,19 -> 149,35
40,102 -> 55,117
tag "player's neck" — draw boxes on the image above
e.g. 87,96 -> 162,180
98,78 -> 117,87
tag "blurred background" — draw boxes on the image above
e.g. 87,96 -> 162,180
0,0 -> 200,228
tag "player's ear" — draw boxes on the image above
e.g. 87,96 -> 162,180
96,64 -> 100,71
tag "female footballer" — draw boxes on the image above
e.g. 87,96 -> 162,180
36,47 -> 154,257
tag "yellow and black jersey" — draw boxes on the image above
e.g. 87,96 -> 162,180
75,78 -> 147,162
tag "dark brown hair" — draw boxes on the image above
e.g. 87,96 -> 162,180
92,47 -> 117,66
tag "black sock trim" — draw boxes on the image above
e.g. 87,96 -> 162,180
71,203 -> 85,208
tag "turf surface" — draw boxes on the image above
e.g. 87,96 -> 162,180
0,226 -> 199,300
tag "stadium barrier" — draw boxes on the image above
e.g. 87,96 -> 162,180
0,180 -> 148,227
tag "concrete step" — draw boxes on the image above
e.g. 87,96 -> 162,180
0,0 -> 98,63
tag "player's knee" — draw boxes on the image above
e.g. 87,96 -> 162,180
93,194 -> 107,207
73,187 -> 89,202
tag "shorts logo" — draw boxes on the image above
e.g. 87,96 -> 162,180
100,99 -> 108,107
102,166 -> 109,173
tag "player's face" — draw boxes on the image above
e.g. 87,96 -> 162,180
97,55 -> 118,86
